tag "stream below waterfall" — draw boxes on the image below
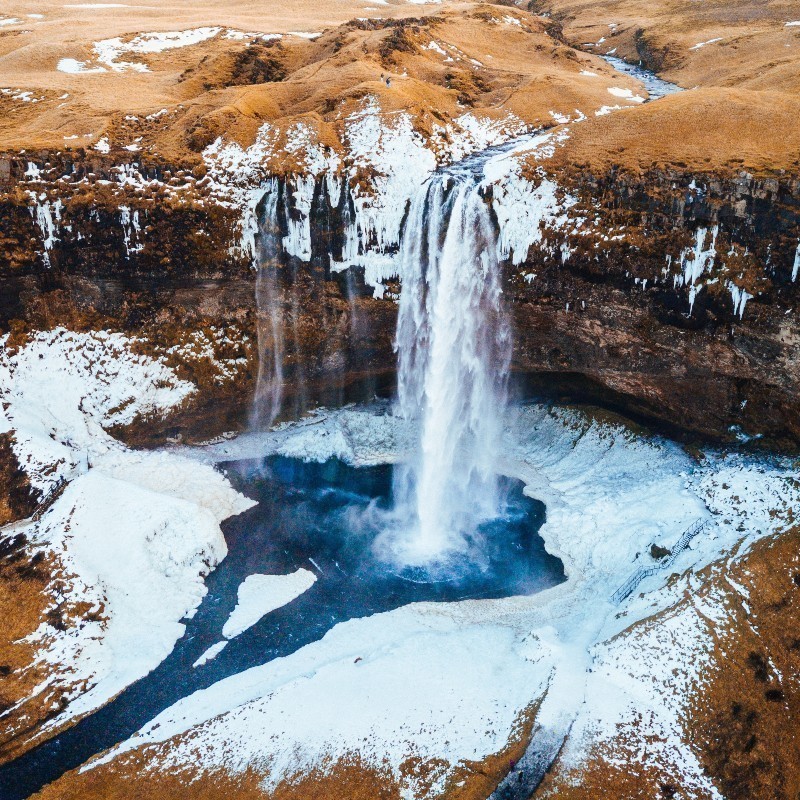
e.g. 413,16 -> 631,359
0,455 -> 563,800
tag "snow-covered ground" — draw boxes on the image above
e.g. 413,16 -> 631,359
192,570 -> 317,669
58,27 -> 223,74
2,327 -> 795,791
0,329 -> 253,742
74,404 -> 800,795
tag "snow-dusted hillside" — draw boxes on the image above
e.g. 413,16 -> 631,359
0,329 -> 253,752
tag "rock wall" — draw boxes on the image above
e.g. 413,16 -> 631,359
508,169 -> 800,443
2,150 -> 799,447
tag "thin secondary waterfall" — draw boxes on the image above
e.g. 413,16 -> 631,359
391,170 -> 511,564
251,183 -> 285,430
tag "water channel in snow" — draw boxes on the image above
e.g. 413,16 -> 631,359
0,455 -> 563,800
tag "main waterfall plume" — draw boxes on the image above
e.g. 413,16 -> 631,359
248,150 -> 514,565
390,169 -> 511,564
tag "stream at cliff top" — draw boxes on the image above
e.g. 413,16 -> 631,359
0,454 -> 563,800
600,55 -> 683,100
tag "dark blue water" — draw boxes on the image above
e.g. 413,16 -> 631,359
0,456 -> 563,800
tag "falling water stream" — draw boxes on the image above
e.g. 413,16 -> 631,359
249,149 -> 517,569
251,181 -> 285,430
391,170 -> 511,564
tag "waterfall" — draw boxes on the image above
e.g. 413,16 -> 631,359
249,153 -> 513,565
390,171 -> 511,565
251,183 -> 285,430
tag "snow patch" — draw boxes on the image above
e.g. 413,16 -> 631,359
193,641 -> 228,668
0,329 -> 253,736
57,58 -> 104,74
58,27 -> 221,74
690,37 -> 724,50
484,133 -> 577,265
607,86 -> 645,102
221,569 -> 317,639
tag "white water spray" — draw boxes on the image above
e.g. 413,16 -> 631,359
391,170 -> 511,564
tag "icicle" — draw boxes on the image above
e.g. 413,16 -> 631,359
679,225 -> 718,315
728,282 -> 753,320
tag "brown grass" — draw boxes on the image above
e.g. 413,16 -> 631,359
525,0 -> 800,176
0,434 -> 38,525
4,1 -> 794,183
0,539 -> 59,764
541,0 -> 800,91
545,87 -> 800,176
35,756 -> 400,800
36,700 -> 541,800
536,525 -> 800,799
0,3 -> 663,162
689,527 -> 800,800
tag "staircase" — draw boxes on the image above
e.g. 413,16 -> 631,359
31,477 -> 68,522
610,517 -> 710,604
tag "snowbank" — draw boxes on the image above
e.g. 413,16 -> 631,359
91,603 -> 552,798
0,329 -> 253,737
0,327 -> 194,493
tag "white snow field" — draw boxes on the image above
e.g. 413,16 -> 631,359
0,328 -> 253,739
77,403 -> 800,796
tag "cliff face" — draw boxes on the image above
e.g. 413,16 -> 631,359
507,169 -> 800,443
0,153 -> 397,446
3,148 -> 799,450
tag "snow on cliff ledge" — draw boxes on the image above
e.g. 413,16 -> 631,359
203,97 -> 575,294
